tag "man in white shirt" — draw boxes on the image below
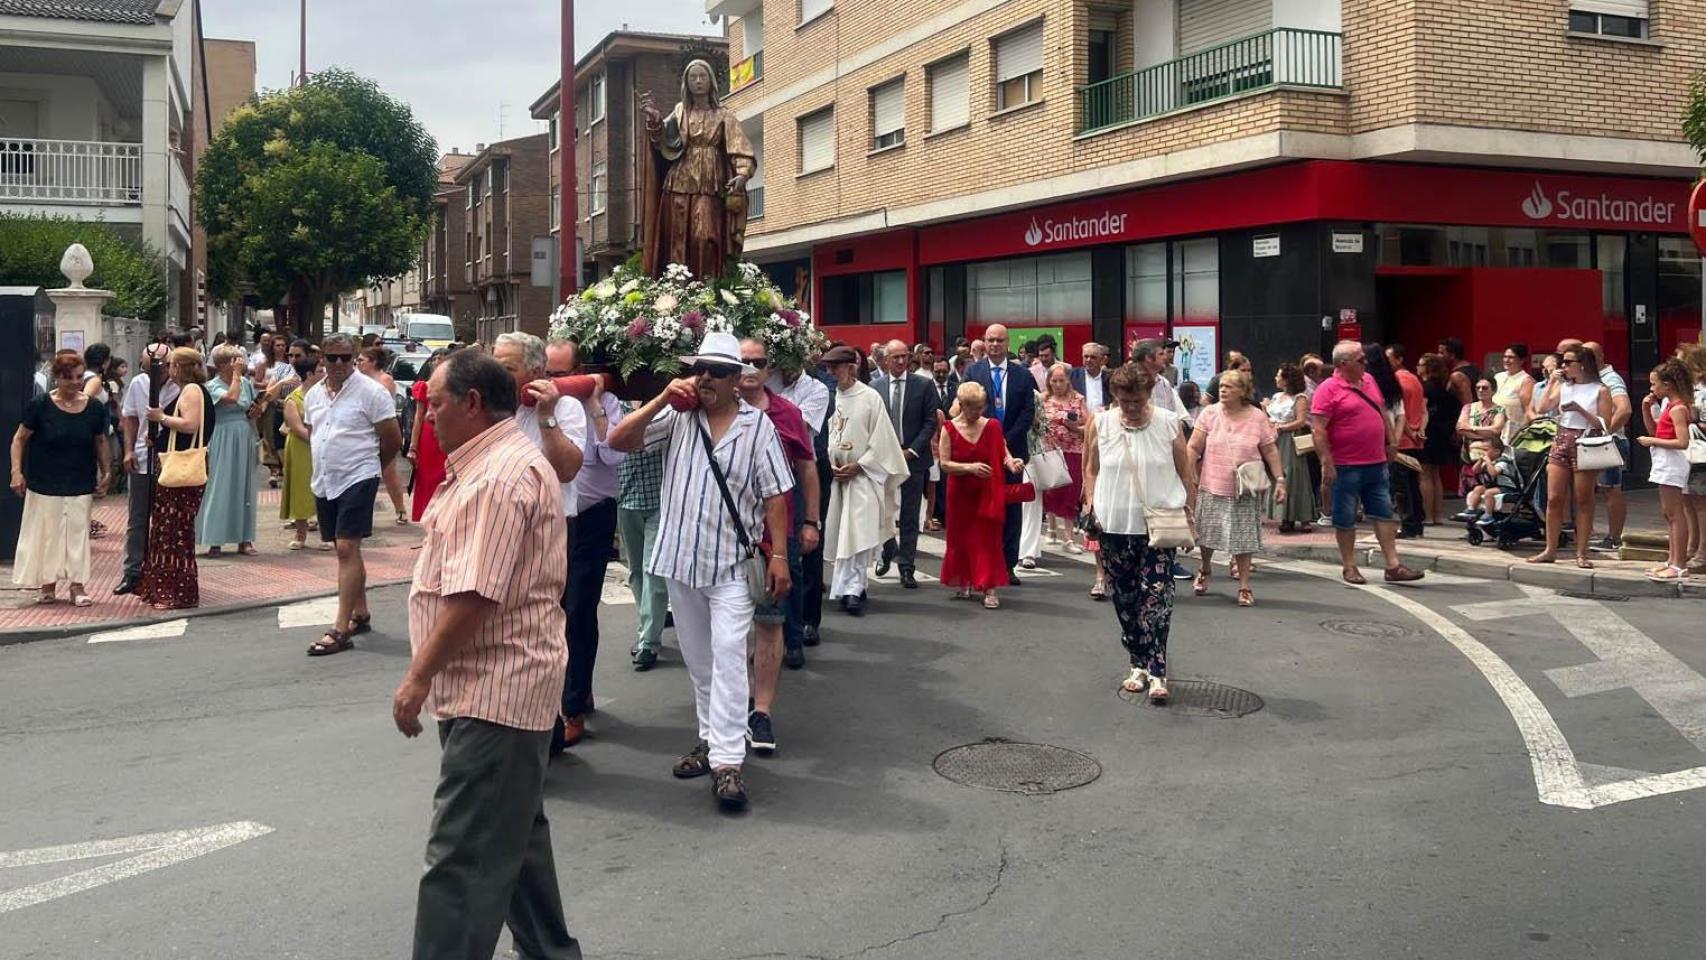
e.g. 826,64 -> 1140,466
1134,339 -> 1182,418
303,332 -> 403,658
1070,342 -> 1111,413
114,343 -> 178,595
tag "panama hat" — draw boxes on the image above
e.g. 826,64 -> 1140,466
678,331 -> 757,374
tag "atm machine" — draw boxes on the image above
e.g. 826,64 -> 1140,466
0,288 -> 51,562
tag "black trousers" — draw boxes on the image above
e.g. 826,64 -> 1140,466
1393,459 -> 1425,533
1001,468 -> 1022,573
802,455 -> 831,628
413,718 -> 581,960
881,467 -> 929,572
122,471 -> 152,581
562,498 -> 616,719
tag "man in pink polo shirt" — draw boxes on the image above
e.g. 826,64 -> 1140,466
1309,341 -> 1425,586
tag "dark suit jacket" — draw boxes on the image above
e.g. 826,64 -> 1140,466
1070,366 -> 1109,400
965,357 -> 1036,460
929,375 -> 958,415
872,372 -> 938,472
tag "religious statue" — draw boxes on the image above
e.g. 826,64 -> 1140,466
638,59 -> 755,281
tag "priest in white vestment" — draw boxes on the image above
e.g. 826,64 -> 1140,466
820,345 -> 908,616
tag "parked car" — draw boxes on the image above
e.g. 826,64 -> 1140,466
386,349 -> 435,453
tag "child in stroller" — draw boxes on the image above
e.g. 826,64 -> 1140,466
1453,436 -> 1507,523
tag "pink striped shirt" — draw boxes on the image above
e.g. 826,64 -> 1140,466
409,418 -> 568,731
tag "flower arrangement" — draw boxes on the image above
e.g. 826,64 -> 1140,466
549,261 -> 825,388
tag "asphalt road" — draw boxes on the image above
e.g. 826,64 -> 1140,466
2,543 -> 1704,959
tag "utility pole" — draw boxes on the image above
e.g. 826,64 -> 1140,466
297,0 -> 307,86
559,0 -> 577,297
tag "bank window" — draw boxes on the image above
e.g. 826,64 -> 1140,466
798,107 -> 835,174
928,53 -> 970,133
1568,2 -> 1649,38
1123,242 -> 1167,326
1172,238 -> 1219,324
870,79 -> 905,151
1542,232 -> 1592,269
993,21 -> 1043,111
1657,238 -> 1703,344
1598,235 -> 1627,325
967,251 -> 1091,327
819,270 -> 907,325
873,271 -> 908,323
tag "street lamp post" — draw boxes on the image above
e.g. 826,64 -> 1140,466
559,0 -> 578,298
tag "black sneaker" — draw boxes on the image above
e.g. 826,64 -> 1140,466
1170,562 -> 1193,580
748,711 -> 777,755
632,647 -> 658,671
712,767 -> 748,811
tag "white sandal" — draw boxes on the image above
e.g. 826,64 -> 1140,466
1121,668 -> 1149,693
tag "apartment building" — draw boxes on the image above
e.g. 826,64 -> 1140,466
191,36 -> 256,335
713,0 -> 1703,393
0,0 -> 200,325
420,149 -> 476,329
451,134 -> 554,343
530,30 -> 728,296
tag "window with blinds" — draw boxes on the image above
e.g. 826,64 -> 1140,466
1568,0 -> 1649,37
799,0 -> 832,26
798,108 -> 835,175
1177,0 -> 1272,54
870,79 -> 905,150
928,53 -> 970,133
994,21 -> 1044,111
744,13 -> 764,55
590,73 -> 606,123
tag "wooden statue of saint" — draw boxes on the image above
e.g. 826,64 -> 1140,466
638,59 -> 756,281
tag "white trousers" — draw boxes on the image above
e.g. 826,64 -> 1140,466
12,492 -> 92,587
1019,465 -> 1043,561
829,547 -> 875,599
665,577 -> 753,768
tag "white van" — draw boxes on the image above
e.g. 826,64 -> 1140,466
400,314 -> 455,348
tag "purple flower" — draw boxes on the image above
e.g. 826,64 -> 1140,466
681,311 -> 704,331
626,318 -> 651,339
778,308 -> 800,326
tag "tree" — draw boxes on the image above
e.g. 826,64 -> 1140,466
0,214 -> 169,321
1687,70 -> 1706,169
197,69 -> 437,340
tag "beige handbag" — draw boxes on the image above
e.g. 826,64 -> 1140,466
1292,430 -> 1315,455
1124,426 -> 1195,550
1235,460 -> 1271,498
157,394 -> 208,489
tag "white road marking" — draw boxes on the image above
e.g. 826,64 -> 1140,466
276,597 -> 340,629
0,821 -> 273,914
870,569 -> 941,584
1276,560 -> 1706,810
86,619 -> 189,645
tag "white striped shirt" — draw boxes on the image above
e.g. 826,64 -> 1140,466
644,402 -> 794,588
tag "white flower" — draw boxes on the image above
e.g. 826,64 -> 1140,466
619,278 -> 641,295
601,305 -> 621,322
590,281 -> 617,300
706,313 -> 732,334
653,293 -> 679,314
719,288 -> 741,306
665,263 -> 694,282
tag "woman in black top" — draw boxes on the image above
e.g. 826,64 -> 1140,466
1416,354 -> 1461,525
136,347 -> 213,610
9,350 -> 111,606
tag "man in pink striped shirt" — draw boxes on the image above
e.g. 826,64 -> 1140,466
393,349 -> 581,960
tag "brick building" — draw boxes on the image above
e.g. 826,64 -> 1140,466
420,149 -> 477,332
451,134 -> 555,342
710,0 -> 1703,398
530,30 -> 727,297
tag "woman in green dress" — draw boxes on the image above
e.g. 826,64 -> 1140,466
279,356 -> 325,550
195,345 -> 258,556
1267,363 -> 1317,532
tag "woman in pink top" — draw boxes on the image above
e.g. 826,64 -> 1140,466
1186,369 -> 1283,606
1040,363 -> 1088,551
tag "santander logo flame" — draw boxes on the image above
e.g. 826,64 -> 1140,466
1521,182 -> 1553,220
1023,217 -> 1044,246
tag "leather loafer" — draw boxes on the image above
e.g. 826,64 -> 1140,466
112,578 -> 138,596
899,569 -> 918,589
783,647 -> 805,670
874,555 -> 892,577
844,594 -> 865,616
801,625 -> 820,647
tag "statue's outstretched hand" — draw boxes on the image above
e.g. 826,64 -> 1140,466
726,174 -> 749,194
637,91 -> 661,126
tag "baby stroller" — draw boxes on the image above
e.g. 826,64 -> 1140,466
1465,418 -> 1556,550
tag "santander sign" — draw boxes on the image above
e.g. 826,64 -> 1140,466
1024,211 -> 1130,248
1520,179 -> 1677,227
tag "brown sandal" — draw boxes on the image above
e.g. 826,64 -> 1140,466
1238,587 -> 1254,607
673,740 -> 711,779
307,630 -> 353,657
1342,567 -> 1368,585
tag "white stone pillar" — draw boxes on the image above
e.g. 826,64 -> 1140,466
47,244 -> 116,355
140,55 -> 170,268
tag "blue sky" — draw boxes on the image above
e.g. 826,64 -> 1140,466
202,0 -> 719,156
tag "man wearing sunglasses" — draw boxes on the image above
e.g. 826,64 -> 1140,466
607,331 -> 794,811
303,332 -> 404,655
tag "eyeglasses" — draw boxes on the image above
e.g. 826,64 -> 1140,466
323,354 -> 354,364
743,357 -> 769,369
1562,357 -> 1582,365
691,363 -> 740,379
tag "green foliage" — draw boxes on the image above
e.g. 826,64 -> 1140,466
0,214 -> 168,320
196,68 -> 437,330
1688,71 -> 1706,169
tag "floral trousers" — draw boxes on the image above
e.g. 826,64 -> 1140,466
1100,533 -> 1176,677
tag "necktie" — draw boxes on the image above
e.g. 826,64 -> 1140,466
890,378 -> 903,434
992,366 -> 1005,422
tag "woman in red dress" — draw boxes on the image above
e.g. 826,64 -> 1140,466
938,381 -> 1025,609
407,367 -> 447,521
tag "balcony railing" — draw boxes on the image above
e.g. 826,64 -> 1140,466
1076,28 -> 1342,135
0,139 -> 143,204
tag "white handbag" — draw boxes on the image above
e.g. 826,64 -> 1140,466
1575,432 -> 1624,472
1029,448 -> 1071,492
1686,424 -> 1706,466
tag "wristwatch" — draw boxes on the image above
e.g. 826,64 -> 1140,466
542,415 -> 558,429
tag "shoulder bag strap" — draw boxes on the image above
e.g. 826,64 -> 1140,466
694,414 -> 755,557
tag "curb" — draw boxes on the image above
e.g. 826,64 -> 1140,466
1259,544 -> 1698,600
0,576 -> 415,648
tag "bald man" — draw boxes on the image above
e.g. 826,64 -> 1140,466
872,339 -> 939,586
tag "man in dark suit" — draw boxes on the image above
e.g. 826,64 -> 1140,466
963,324 -> 1036,583
1069,341 -> 1113,414
873,339 -> 938,588
926,357 -> 956,527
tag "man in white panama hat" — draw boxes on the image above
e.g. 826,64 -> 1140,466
607,331 -> 794,812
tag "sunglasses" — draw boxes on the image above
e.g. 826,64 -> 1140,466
323,354 -> 354,364
742,357 -> 769,369
1562,357 -> 1582,365
691,363 -> 740,379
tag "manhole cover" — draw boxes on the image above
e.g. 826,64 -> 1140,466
1320,618 -> 1412,640
1119,679 -> 1265,717
932,740 -> 1102,795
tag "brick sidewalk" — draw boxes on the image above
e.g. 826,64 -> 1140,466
0,487 -> 424,640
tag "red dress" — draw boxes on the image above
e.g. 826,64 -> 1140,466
940,420 -> 1009,593
409,378 -> 448,521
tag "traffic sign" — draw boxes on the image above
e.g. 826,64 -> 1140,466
1690,179 -> 1706,256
